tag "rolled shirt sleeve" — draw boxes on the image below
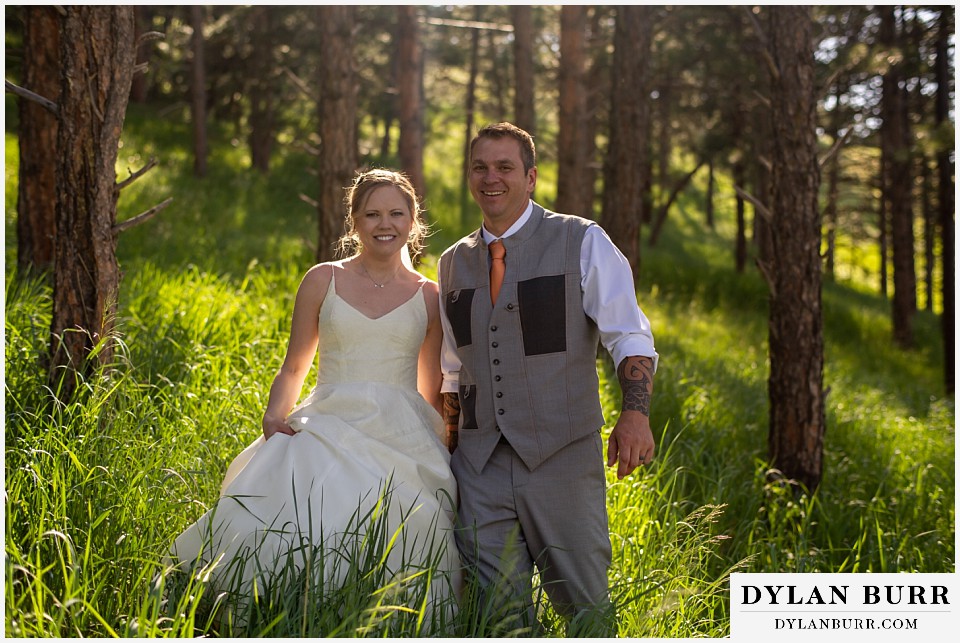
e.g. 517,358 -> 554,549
580,225 -> 658,372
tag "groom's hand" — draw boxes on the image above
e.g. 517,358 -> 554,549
607,410 -> 655,479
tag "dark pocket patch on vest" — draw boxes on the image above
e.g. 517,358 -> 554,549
445,288 -> 475,348
518,275 -> 567,355
459,384 -> 478,430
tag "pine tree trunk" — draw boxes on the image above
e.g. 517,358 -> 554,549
765,5 -> 825,492
656,83 -> 671,218
734,172 -> 747,272
920,155 -> 934,311
249,6 -> 276,174
50,5 -> 135,396
880,7 -> 917,348
935,7 -> 955,393
129,6 -> 150,103
316,5 -> 357,262
601,6 -> 651,278
460,7 -> 482,226
511,5 -> 536,136
17,6 -> 60,274
190,5 -> 207,178
581,7 -> 605,221
397,5 -> 426,200
556,5 -> 588,217
706,160 -> 715,229
878,155 -> 889,297
823,81 -> 845,280
486,28 -> 507,121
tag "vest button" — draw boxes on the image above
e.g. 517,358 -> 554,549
497,409 -> 505,415
507,303 -> 514,310
492,342 -> 499,348
491,325 -> 498,331
493,359 -> 500,365
494,375 -> 502,382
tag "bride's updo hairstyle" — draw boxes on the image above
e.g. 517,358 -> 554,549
338,168 -> 430,262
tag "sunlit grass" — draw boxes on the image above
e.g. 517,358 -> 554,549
5,106 -> 953,637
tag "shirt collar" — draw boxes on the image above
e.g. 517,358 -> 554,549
481,200 -> 533,245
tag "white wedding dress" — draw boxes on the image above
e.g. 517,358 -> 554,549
167,272 -> 460,619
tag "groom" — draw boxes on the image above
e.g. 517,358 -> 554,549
437,122 -> 658,634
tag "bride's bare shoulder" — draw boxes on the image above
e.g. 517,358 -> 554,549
298,262 -> 338,298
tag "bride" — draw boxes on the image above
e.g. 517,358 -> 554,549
165,169 -> 461,631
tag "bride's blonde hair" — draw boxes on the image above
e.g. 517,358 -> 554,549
337,169 -> 430,261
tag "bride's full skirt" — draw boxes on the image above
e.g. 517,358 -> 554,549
167,380 -> 461,619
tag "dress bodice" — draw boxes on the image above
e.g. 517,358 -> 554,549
315,270 -> 426,391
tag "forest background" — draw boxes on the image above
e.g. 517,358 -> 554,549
3,4 -> 957,638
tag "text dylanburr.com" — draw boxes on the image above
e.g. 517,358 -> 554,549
730,573 -> 958,640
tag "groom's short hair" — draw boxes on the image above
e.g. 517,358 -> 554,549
471,122 -> 536,173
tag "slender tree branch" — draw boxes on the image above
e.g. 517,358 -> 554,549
282,66 -> 318,101
5,80 -> 58,116
117,157 -> 158,191
742,7 -> 780,83
137,30 -> 165,48
299,193 -> 320,209
649,160 -> 705,246
756,257 -> 776,294
113,197 -> 173,235
734,183 -> 773,223
295,140 -> 321,157
818,127 -> 853,168
419,16 -> 514,32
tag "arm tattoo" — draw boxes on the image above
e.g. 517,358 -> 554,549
617,356 -> 654,416
442,392 -> 461,453
442,392 -> 461,427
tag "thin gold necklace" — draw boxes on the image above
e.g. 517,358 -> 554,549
359,258 -> 401,288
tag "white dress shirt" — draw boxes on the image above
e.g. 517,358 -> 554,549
439,200 -> 658,393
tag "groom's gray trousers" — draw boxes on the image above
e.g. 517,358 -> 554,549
450,431 -> 612,618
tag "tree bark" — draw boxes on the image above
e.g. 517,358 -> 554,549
129,6 -> 150,103
581,7 -> 606,221
880,7 -> 917,349
935,6 -> 955,392
190,5 -> 207,178
823,79 -> 845,280
17,6 -> 60,274
705,160 -> 715,229
734,159 -> 748,273
511,5 -> 536,137
601,6 -> 652,279
50,5 -> 136,396
556,5 -> 590,217
316,5 -> 357,262
249,6 -> 277,174
487,28 -> 507,121
765,6 -> 825,492
397,5 -> 426,200
920,155 -> 934,311
655,82 -> 672,219
461,7 -> 482,226
878,153 -> 889,297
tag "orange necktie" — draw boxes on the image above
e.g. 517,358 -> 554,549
489,239 -> 506,305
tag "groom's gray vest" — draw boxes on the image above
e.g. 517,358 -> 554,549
439,204 -> 605,472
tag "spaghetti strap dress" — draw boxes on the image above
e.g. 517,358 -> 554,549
167,270 -> 460,618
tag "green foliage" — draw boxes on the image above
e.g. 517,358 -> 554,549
4,103 -> 953,639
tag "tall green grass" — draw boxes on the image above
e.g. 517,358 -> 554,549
4,105 -> 954,637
